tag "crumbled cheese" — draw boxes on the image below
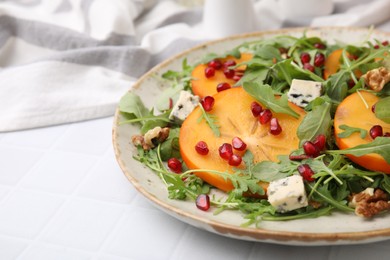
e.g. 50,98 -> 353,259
287,79 -> 322,107
267,175 -> 308,213
169,91 -> 200,123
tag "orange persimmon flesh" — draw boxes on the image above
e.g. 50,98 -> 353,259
191,53 -> 253,98
334,91 -> 390,173
323,49 -> 362,80
180,87 -> 306,192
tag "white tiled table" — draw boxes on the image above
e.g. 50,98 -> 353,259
1,116 -> 390,260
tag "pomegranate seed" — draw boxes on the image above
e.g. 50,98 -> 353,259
383,41 -> 389,46
195,141 -> 209,155
314,42 -> 326,49
223,60 -> 236,68
196,194 -> 210,211
269,118 -> 282,135
250,101 -> 263,117
259,109 -> 272,124
289,153 -> 311,161
216,82 -> 231,92
167,158 -> 182,173
204,67 -> 215,78
232,137 -> 247,151
303,63 -> 315,72
372,103 -> 376,113
201,96 -> 215,112
303,141 -> 320,157
347,79 -> 355,89
349,54 -> 359,60
218,143 -> 233,160
384,132 -> 390,137
314,53 -> 325,67
232,75 -> 242,81
313,134 -> 326,151
223,68 -> 235,79
300,52 -> 311,64
229,154 -> 242,166
370,125 -> 383,139
297,164 -> 315,182
208,59 -> 222,70
374,44 -> 380,49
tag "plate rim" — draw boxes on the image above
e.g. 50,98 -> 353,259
112,26 -> 390,244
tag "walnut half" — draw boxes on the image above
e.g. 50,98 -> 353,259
362,67 -> 390,92
349,188 -> 390,218
131,127 -> 170,150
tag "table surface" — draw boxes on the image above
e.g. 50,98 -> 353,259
2,21 -> 390,260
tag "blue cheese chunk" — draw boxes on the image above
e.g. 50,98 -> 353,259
169,91 -> 200,123
267,175 -> 308,213
287,79 -> 322,107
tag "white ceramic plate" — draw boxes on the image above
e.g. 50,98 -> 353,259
112,27 -> 390,246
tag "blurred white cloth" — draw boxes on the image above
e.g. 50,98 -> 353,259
0,0 -> 390,132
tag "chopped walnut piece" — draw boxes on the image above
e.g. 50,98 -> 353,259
362,67 -> 390,92
131,127 -> 170,150
350,188 -> 390,218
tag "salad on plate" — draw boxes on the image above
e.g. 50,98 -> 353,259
117,30 -> 390,227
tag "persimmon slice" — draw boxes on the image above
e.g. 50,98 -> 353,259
179,87 -> 306,192
323,49 -> 362,79
334,91 -> 390,173
191,53 -> 253,98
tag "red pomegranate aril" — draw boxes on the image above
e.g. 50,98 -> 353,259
370,125 -> 383,139
232,137 -> 247,151
223,68 -> 235,79
303,141 -> 320,157
347,79 -> 355,89
208,59 -> 222,70
204,67 -> 215,78
232,75 -> 242,82
216,82 -> 231,92
229,154 -> 242,166
314,53 -> 325,67
195,141 -> 209,155
167,158 -> 182,173
374,44 -> 380,49
313,134 -> 326,151
219,143 -> 233,160
223,60 -> 236,68
259,109 -> 272,124
371,103 -> 376,113
250,101 -> 263,117
383,41 -> 389,46
303,63 -> 315,73
297,164 -> 315,182
269,118 -> 282,135
314,42 -> 326,49
384,132 -> 390,137
201,96 -> 215,112
300,52 -> 311,64
196,194 -> 210,211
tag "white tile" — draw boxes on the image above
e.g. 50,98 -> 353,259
0,146 -> 43,185
97,255 -> 130,260
0,190 -> 64,239
76,157 -> 136,203
20,151 -> 98,194
104,208 -> 187,260
131,194 -> 159,211
249,243 -> 330,260
1,124 -> 69,149
329,242 -> 390,259
54,118 -> 113,156
40,199 -> 124,251
0,185 -> 11,202
0,236 -> 28,260
171,226 -> 253,260
18,244 -> 91,260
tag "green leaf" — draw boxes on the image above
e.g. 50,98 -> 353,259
324,70 -> 350,103
375,96 -> 390,123
327,137 -> 390,164
254,45 -> 282,61
159,128 -> 180,161
243,82 -> 300,118
297,102 -> 332,145
197,105 -> 221,137
118,92 -> 149,119
337,124 -> 367,139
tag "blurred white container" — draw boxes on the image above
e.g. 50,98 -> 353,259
202,0 -> 257,39
279,0 -> 334,19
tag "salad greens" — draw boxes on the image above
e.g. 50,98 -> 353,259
119,31 -> 390,226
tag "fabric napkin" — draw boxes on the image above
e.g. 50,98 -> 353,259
1,0 -> 390,132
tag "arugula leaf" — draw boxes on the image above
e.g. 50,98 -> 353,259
243,81 -> 300,118
234,68 -> 269,87
327,137 -> 390,164
197,105 -> 221,137
119,92 -> 149,119
324,70 -> 350,103
159,128 -> 180,161
261,206 -> 334,221
297,102 -> 332,145
254,45 -> 282,61
375,96 -> 390,123
252,157 -> 299,182
337,124 -> 368,139
306,183 -> 354,212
